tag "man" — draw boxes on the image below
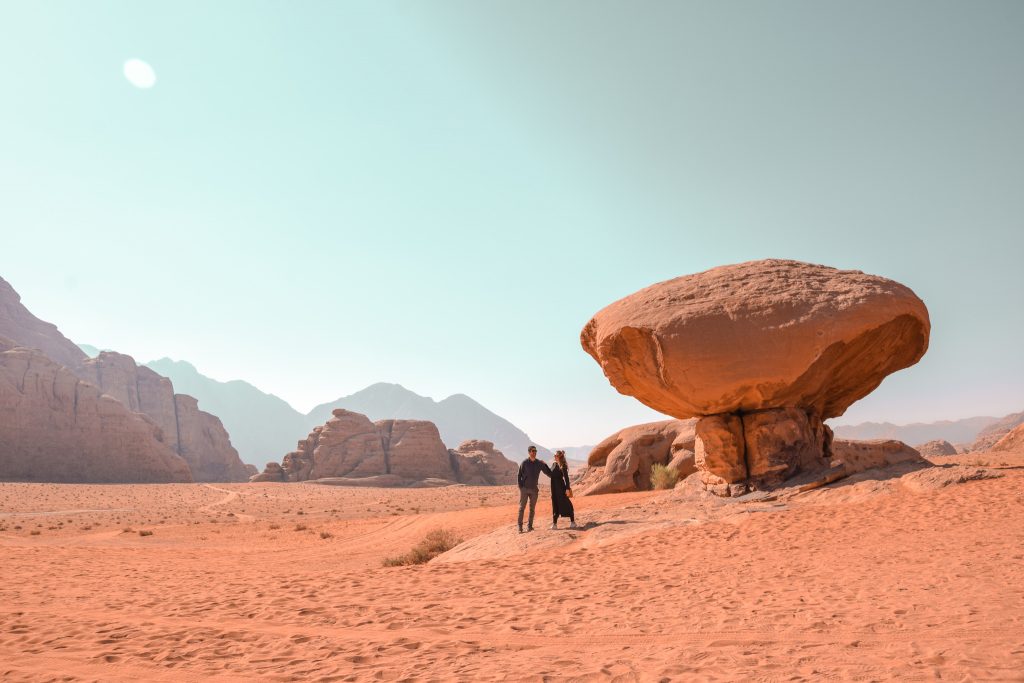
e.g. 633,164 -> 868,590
517,445 -> 551,533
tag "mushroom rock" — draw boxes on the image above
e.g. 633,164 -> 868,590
578,419 -> 696,495
915,439 -> 959,457
582,260 -> 930,495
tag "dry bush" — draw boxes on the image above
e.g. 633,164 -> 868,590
650,463 -> 679,490
383,528 -> 461,567
138,530 -> 154,537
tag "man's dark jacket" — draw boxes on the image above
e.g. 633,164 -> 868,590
518,458 -> 551,489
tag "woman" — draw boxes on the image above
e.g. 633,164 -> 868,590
549,450 -> 578,530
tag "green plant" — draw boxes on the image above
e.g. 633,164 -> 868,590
383,528 -> 461,567
650,463 -> 679,490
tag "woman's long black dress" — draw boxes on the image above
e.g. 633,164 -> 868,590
550,464 -> 575,522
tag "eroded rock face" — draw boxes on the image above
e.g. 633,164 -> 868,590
253,409 -> 512,486
0,340 -> 192,483
830,439 -> 926,475
173,394 -> 251,482
0,277 -> 88,369
578,419 -> 697,495
915,439 -> 959,457
581,260 -> 930,495
76,352 -> 180,452
449,440 -> 518,485
581,260 -> 929,420
0,278 -> 247,482
991,424 -> 1024,452
76,351 -> 249,482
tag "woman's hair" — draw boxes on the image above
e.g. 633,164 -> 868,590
554,450 -> 567,468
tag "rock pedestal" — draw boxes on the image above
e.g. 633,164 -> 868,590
694,408 -> 831,496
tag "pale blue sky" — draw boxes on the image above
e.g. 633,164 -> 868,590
1,1 -> 1021,445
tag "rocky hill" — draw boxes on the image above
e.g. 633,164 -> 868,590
252,409 -> 518,486
0,276 -> 247,482
0,338 -> 192,483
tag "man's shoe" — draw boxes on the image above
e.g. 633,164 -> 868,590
527,526 -> 534,532
569,521 -> 579,529
517,526 -> 524,534
549,522 -> 557,530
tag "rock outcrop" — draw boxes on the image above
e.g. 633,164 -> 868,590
0,339 -> 192,483
449,440 -> 518,485
0,277 -> 248,482
830,439 -> 927,475
75,351 -> 249,482
990,423 -> 1024,452
577,420 -> 697,495
0,277 -> 88,369
252,409 -> 515,486
968,412 -> 1024,452
581,260 -> 931,496
915,439 -> 959,457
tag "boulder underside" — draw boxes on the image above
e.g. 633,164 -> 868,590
695,407 -> 832,497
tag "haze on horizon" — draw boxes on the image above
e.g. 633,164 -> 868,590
1,1 -> 1021,447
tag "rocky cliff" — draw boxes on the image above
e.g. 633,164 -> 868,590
0,277 -> 248,482
0,338 -> 192,483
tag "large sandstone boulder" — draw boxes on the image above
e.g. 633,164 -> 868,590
581,260 -> 930,496
581,260 -> 929,420
578,419 -> 696,495
0,340 -> 192,483
915,439 -> 959,457
449,440 -> 518,485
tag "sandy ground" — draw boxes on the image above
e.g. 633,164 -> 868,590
2,451 -> 1023,682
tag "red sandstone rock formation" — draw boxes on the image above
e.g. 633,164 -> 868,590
915,439 -> 959,457
830,439 -> 927,475
0,339 -> 192,483
581,260 -> 931,496
577,420 -> 696,495
990,424 -> 1024,452
252,410 -> 516,486
449,440 -> 518,485
0,279 -> 248,482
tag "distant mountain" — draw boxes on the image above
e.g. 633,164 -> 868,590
309,383 -> 550,460
138,363 -> 550,467
145,358 -> 309,468
831,415 -> 1001,446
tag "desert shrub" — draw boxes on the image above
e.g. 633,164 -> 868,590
319,531 -> 333,539
383,528 -> 461,567
294,524 -> 307,531
138,530 -> 153,537
650,463 -> 679,490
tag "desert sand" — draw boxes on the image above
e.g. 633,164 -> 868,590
2,448 -> 1024,681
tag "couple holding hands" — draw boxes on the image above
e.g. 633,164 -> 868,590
516,446 -> 577,533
